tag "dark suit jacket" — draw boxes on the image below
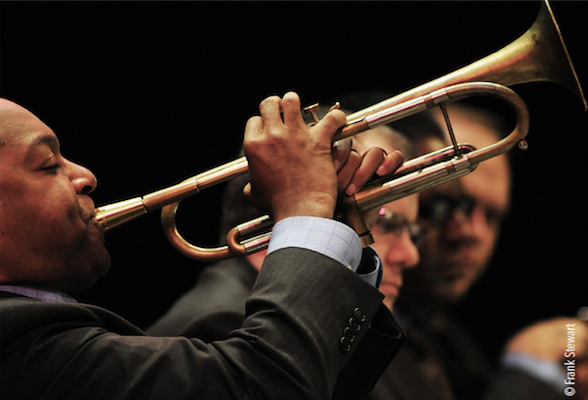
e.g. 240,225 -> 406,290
366,308 -> 564,400
147,256 -> 258,342
0,247 -> 402,400
147,255 -> 404,400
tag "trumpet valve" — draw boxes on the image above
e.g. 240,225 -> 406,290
303,103 -> 321,125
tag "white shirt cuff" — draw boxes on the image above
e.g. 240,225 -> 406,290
267,216 -> 363,271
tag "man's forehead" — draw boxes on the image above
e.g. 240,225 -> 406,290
0,128 -> 59,151
462,159 -> 511,211
0,101 -> 58,150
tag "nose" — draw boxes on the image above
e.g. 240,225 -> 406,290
65,158 -> 98,195
443,207 -> 475,239
383,231 -> 420,270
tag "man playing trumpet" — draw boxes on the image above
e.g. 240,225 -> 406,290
0,92 -> 406,400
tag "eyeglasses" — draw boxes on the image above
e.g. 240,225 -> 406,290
374,208 -> 427,248
419,195 -> 475,226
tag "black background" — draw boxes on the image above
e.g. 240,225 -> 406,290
1,1 -> 586,362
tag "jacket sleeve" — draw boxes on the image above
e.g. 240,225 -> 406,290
0,247 -> 402,400
333,303 -> 404,400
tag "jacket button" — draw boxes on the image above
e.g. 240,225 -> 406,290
353,308 -> 366,322
343,326 -> 356,342
349,317 -> 361,332
339,308 -> 366,352
340,336 -> 352,352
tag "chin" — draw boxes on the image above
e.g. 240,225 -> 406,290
383,298 -> 395,312
70,253 -> 112,294
433,284 -> 468,304
92,254 -> 112,282
68,272 -> 104,295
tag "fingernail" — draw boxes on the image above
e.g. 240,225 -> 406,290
345,183 -> 357,196
377,150 -> 404,176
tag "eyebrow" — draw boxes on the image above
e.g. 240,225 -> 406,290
24,134 -> 61,162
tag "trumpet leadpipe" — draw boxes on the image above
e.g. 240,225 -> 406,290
95,157 -> 249,231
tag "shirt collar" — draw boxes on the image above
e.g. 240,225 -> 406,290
0,285 -> 78,303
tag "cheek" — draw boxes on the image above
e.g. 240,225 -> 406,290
414,234 -> 440,266
2,182 -> 85,247
468,228 -> 498,270
482,228 -> 499,255
370,232 -> 387,252
370,233 -> 394,263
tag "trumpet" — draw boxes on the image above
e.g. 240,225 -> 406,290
95,1 -> 586,261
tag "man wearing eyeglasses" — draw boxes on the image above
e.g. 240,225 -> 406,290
349,128 -> 423,313
367,102 -> 569,400
387,103 -> 511,400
